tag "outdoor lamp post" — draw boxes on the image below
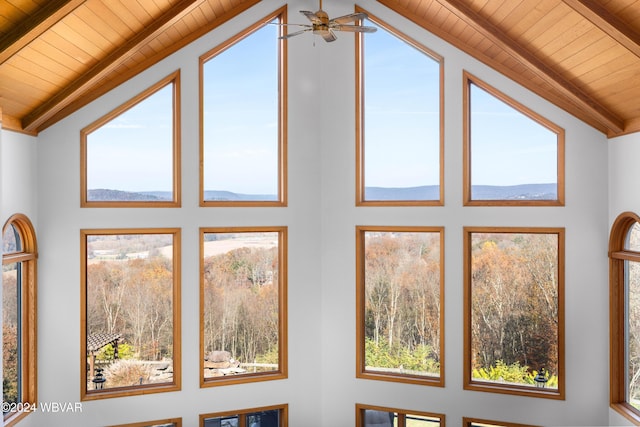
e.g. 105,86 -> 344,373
534,367 -> 548,388
92,368 -> 106,390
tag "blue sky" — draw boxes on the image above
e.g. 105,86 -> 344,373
86,85 -> 174,193
470,84 -> 558,186
86,16 -> 557,196
202,23 -> 279,195
363,19 -> 441,189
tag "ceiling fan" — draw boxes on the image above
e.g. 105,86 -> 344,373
279,0 -> 377,42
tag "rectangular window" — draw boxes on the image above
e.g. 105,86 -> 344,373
200,404 -> 287,427
463,417 -> 539,427
356,404 -> 443,426
610,213 -> 640,421
81,72 -> 180,207
108,419 -> 182,427
3,215 -> 37,426
463,72 -> 564,206
356,226 -> 444,386
200,9 -> 286,206
200,227 -> 287,386
81,229 -> 181,400
3,261 -> 21,408
356,10 -> 443,206
626,259 -> 640,409
464,227 -> 564,398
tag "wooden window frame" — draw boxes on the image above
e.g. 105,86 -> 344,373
355,403 -> 445,426
610,211 -> 640,424
463,226 -> 565,399
199,7 -> 288,207
107,418 -> 182,427
463,72 -> 565,207
80,71 -> 181,208
80,228 -> 182,401
199,226 -> 288,387
355,7 -> 444,207
462,417 -> 539,427
2,214 -> 37,427
199,404 -> 288,427
355,225 -> 445,387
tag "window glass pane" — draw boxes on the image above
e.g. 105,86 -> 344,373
627,260 -> 640,409
403,414 -> 440,426
247,409 -> 280,426
85,232 -> 176,393
360,407 -> 442,427
362,20 -> 440,202
469,232 -> 559,390
364,410 -> 395,426
203,415 -> 238,427
202,23 -> 279,202
626,223 -> 640,252
2,262 -> 20,408
202,231 -> 281,381
469,83 -> 559,201
86,83 -> 175,202
362,230 -> 441,379
2,223 -> 21,253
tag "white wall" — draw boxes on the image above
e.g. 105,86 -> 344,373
5,0 -> 612,425
1,129 -> 38,224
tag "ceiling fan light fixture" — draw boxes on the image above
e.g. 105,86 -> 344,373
277,0 -> 377,42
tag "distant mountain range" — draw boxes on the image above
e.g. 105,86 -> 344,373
470,184 -> 557,200
88,189 -> 169,201
89,183 -> 556,203
365,183 -> 557,201
87,189 -> 278,202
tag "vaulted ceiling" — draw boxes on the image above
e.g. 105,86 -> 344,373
1,0 -> 640,137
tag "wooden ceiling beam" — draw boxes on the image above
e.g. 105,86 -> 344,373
437,0 -> 625,134
562,0 -> 640,59
0,0 -> 87,66
21,0 -> 207,133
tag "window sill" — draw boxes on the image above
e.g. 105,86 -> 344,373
611,403 -> 640,426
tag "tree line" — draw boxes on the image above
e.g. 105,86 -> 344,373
470,233 -> 559,386
87,256 -> 174,364
364,232 -> 442,375
202,244 -> 280,371
3,265 -> 19,404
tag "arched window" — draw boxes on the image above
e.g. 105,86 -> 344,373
2,214 -> 37,426
610,211 -> 640,423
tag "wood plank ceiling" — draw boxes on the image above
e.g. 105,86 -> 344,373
1,0 -> 640,137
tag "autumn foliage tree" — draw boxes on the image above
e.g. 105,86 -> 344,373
87,256 -> 174,361
2,265 -> 18,404
3,325 -> 18,404
470,232 -> 559,387
363,231 -> 441,375
85,233 -> 175,391
202,242 -> 279,370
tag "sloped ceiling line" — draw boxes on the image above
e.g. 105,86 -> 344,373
437,0 -> 625,134
21,0 -> 205,133
0,0 -> 87,66
562,0 -> 640,60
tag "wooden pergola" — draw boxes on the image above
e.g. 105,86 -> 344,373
87,332 -> 122,380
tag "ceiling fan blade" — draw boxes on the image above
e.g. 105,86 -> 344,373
300,10 -> 321,24
273,23 -> 312,27
331,12 -> 368,24
320,29 -> 337,42
332,24 -> 377,33
279,28 -> 312,39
